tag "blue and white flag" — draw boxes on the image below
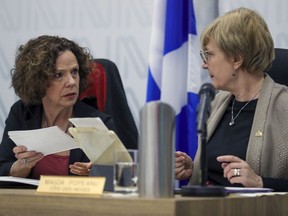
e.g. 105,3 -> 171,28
146,0 -> 202,159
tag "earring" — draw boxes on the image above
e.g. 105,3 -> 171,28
232,70 -> 236,77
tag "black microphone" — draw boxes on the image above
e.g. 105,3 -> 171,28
197,83 -> 215,133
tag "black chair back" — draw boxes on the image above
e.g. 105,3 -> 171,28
266,48 -> 288,86
80,59 -> 138,150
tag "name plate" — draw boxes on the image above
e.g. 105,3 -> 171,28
36,175 -> 106,195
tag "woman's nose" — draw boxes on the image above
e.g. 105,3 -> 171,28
202,62 -> 208,69
65,74 -> 76,86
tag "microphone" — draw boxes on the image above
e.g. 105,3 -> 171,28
197,83 -> 216,133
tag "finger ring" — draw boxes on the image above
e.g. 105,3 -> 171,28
233,168 -> 240,176
21,158 -> 28,164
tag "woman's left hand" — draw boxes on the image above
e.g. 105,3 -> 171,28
69,162 -> 92,176
217,155 -> 263,188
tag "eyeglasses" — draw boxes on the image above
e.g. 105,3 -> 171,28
200,50 -> 213,63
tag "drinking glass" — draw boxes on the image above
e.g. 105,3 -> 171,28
114,149 -> 138,193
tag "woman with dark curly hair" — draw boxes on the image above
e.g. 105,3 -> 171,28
0,35 -> 116,179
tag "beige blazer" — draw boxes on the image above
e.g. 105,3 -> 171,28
190,75 -> 288,184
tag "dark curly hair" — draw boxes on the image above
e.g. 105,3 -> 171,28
11,35 -> 93,105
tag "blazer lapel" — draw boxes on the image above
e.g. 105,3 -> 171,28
22,105 -> 43,130
246,75 -> 274,174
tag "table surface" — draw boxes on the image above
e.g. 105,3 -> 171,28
0,189 -> 287,216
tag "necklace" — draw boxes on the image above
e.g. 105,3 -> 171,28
229,88 -> 261,126
43,115 -> 72,133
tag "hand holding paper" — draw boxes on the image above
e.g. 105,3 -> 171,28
8,117 -> 131,165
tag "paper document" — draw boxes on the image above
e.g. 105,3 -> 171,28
8,126 -> 79,155
68,117 -> 128,165
69,117 -> 109,131
225,187 -> 273,193
0,176 -> 39,186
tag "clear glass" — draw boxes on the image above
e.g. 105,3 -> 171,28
114,149 -> 138,193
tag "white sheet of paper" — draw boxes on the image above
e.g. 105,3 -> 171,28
0,176 -> 39,186
225,187 -> 273,193
8,126 -> 79,156
69,117 -> 108,131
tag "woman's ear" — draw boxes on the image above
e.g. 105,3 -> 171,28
233,55 -> 244,70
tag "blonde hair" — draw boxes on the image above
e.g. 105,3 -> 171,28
200,7 -> 275,73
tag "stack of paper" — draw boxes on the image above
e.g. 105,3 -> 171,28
0,176 -> 39,187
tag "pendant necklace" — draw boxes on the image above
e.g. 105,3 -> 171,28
229,88 -> 261,126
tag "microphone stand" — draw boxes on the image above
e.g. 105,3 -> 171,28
200,122 -> 208,186
181,94 -> 226,197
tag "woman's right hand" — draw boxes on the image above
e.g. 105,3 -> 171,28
175,151 -> 193,180
10,145 -> 43,177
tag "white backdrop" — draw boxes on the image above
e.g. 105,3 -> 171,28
0,0 -> 287,137
0,0 -> 154,136
219,0 -> 288,48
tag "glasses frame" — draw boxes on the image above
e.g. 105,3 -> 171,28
200,50 -> 212,63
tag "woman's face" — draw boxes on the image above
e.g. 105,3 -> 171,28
201,40 -> 235,91
42,50 -> 80,109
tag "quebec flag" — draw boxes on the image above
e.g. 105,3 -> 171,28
146,0 -> 202,160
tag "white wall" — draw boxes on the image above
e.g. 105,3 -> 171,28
0,0 -> 153,136
1,0 -> 287,137
219,0 -> 288,48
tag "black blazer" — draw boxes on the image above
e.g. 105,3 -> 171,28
0,100 -> 116,177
